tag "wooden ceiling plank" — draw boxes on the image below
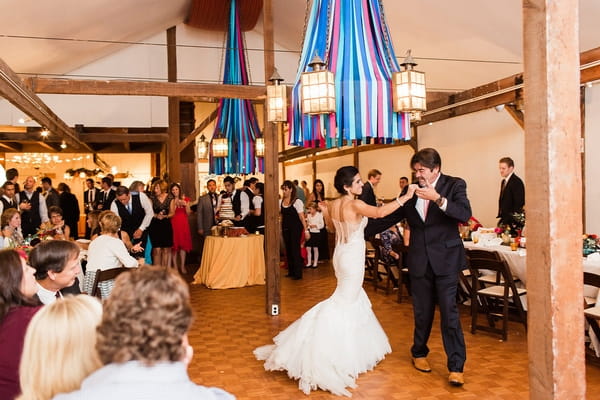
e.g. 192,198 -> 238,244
0,142 -> 21,152
26,78 -> 266,100
79,133 -> 169,143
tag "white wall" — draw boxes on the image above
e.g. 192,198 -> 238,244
585,84 -> 600,233
359,145 -> 414,199
418,108 -> 524,227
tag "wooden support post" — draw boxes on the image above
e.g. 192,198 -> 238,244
262,0 -> 280,316
167,26 -> 181,183
523,1 -> 585,398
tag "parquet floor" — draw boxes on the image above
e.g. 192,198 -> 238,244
186,261 -> 600,399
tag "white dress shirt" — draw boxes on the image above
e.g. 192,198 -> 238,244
36,282 -> 59,305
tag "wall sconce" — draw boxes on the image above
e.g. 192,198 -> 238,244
60,141 -> 67,149
212,133 -> 228,158
255,137 -> 265,157
267,69 -> 287,122
393,50 -> 427,115
301,54 -> 336,115
197,134 -> 209,160
40,128 -> 49,138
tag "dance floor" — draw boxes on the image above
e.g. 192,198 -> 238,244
186,261 -> 600,399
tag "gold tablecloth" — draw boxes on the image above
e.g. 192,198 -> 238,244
193,235 -> 265,289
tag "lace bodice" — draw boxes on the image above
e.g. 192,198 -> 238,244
331,217 -> 367,245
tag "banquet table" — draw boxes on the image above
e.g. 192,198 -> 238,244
193,234 -> 265,289
463,241 -> 600,308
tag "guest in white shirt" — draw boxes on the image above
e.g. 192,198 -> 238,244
304,202 -> 324,268
18,295 -> 103,400
53,266 -> 235,400
84,211 -> 140,298
29,241 -> 82,305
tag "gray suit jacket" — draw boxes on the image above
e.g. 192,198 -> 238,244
197,192 -> 216,234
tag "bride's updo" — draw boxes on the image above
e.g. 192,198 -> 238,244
334,166 -> 359,195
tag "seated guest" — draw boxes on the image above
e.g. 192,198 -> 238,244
84,211 -> 140,298
29,240 -> 82,304
39,206 -> 70,240
54,266 -> 235,400
18,296 -> 102,400
0,249 -> 41,400
2,208 -> 24,248
379,224 -> 408,289
77,211 -> 101,251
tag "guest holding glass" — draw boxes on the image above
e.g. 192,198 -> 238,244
0,249 -> 41,400
169,183 -> 192,274
148,180 -> 175,267
280,180 -> 309,280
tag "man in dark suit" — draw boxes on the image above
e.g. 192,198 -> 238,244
97,177 -> 116,211
197,179 -> 218,258
365,148 -> 471,387
83,178 -> 101,213
358,168 -> 381,206
497,157 -> 525,226
41,177 -> 60,209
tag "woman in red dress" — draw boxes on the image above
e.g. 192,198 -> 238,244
169,183 -> 192,274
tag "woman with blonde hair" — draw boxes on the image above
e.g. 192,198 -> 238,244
84,211 -> 139,298
18,295 -> 102,400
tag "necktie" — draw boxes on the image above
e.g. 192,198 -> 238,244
127,203 -> 132,214
423,199 -> 430,220
500,179 -> 506,197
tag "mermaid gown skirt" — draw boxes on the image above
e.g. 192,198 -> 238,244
254,218 -> 391,396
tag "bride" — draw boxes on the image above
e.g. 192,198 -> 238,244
254,166 -> 417,396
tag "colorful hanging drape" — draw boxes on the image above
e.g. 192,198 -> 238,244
210,0 -> 263,174
290,0 -> 410,148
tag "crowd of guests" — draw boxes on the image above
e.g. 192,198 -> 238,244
0,248 -> 234,399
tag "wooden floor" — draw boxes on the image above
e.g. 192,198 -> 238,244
185,261 -> 600,399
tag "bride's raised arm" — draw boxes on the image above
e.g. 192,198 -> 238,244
351,184 -> 417,219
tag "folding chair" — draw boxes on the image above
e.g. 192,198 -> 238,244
468,256 -> 527,341
370,238 -> 393,295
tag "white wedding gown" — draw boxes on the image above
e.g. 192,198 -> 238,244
254,217 -> 391,397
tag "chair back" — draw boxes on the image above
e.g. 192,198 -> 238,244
468,257 -> 517,292
90,267 -> 130,298
584,272 -> 600,289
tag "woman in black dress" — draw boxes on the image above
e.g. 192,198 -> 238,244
57,183 -> 80,239
148,180 -> 175,267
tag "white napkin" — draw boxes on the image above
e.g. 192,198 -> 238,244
587,252 -> 600,261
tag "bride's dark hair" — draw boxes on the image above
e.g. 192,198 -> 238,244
334,166 -> 359,195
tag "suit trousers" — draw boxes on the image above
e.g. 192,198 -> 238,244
410,262 -> 466,372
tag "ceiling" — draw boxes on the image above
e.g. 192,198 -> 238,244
0,0 -> 599,152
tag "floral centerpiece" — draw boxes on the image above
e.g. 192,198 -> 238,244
37,221 -> 64,241
583,234 -> 599,256
458,216 -> 483,240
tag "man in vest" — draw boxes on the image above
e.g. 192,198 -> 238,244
243,178 -> 257,231
110,185 -> 153,260
217,176 -> 249,228
19,176 -> 49,237
0,181 -> 19,216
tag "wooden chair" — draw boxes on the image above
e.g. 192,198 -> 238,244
364,240 -> 377,283
584,271 -> 600,309
468,256 -> 527,341
90,267 -> 131,299
370,238 -> 393,295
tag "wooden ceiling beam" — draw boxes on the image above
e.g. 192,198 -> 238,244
0,58 -> 91,151
179,107 -> 219,152
25,77 -> 267,100
79,133 -> 169,143
0,142 -> 22,152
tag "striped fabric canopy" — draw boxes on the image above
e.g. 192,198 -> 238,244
210,0 -> 263,175
289,0 -> 410,148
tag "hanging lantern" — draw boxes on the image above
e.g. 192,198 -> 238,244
255,137 -> 265,157
393,50 -> 427,113
212,135 -> 228,158
267,69 -> 287,122
197,134 -> 209,160
301,54 -> 336,115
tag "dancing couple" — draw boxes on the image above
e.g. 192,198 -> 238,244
255,148 -> 472,396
